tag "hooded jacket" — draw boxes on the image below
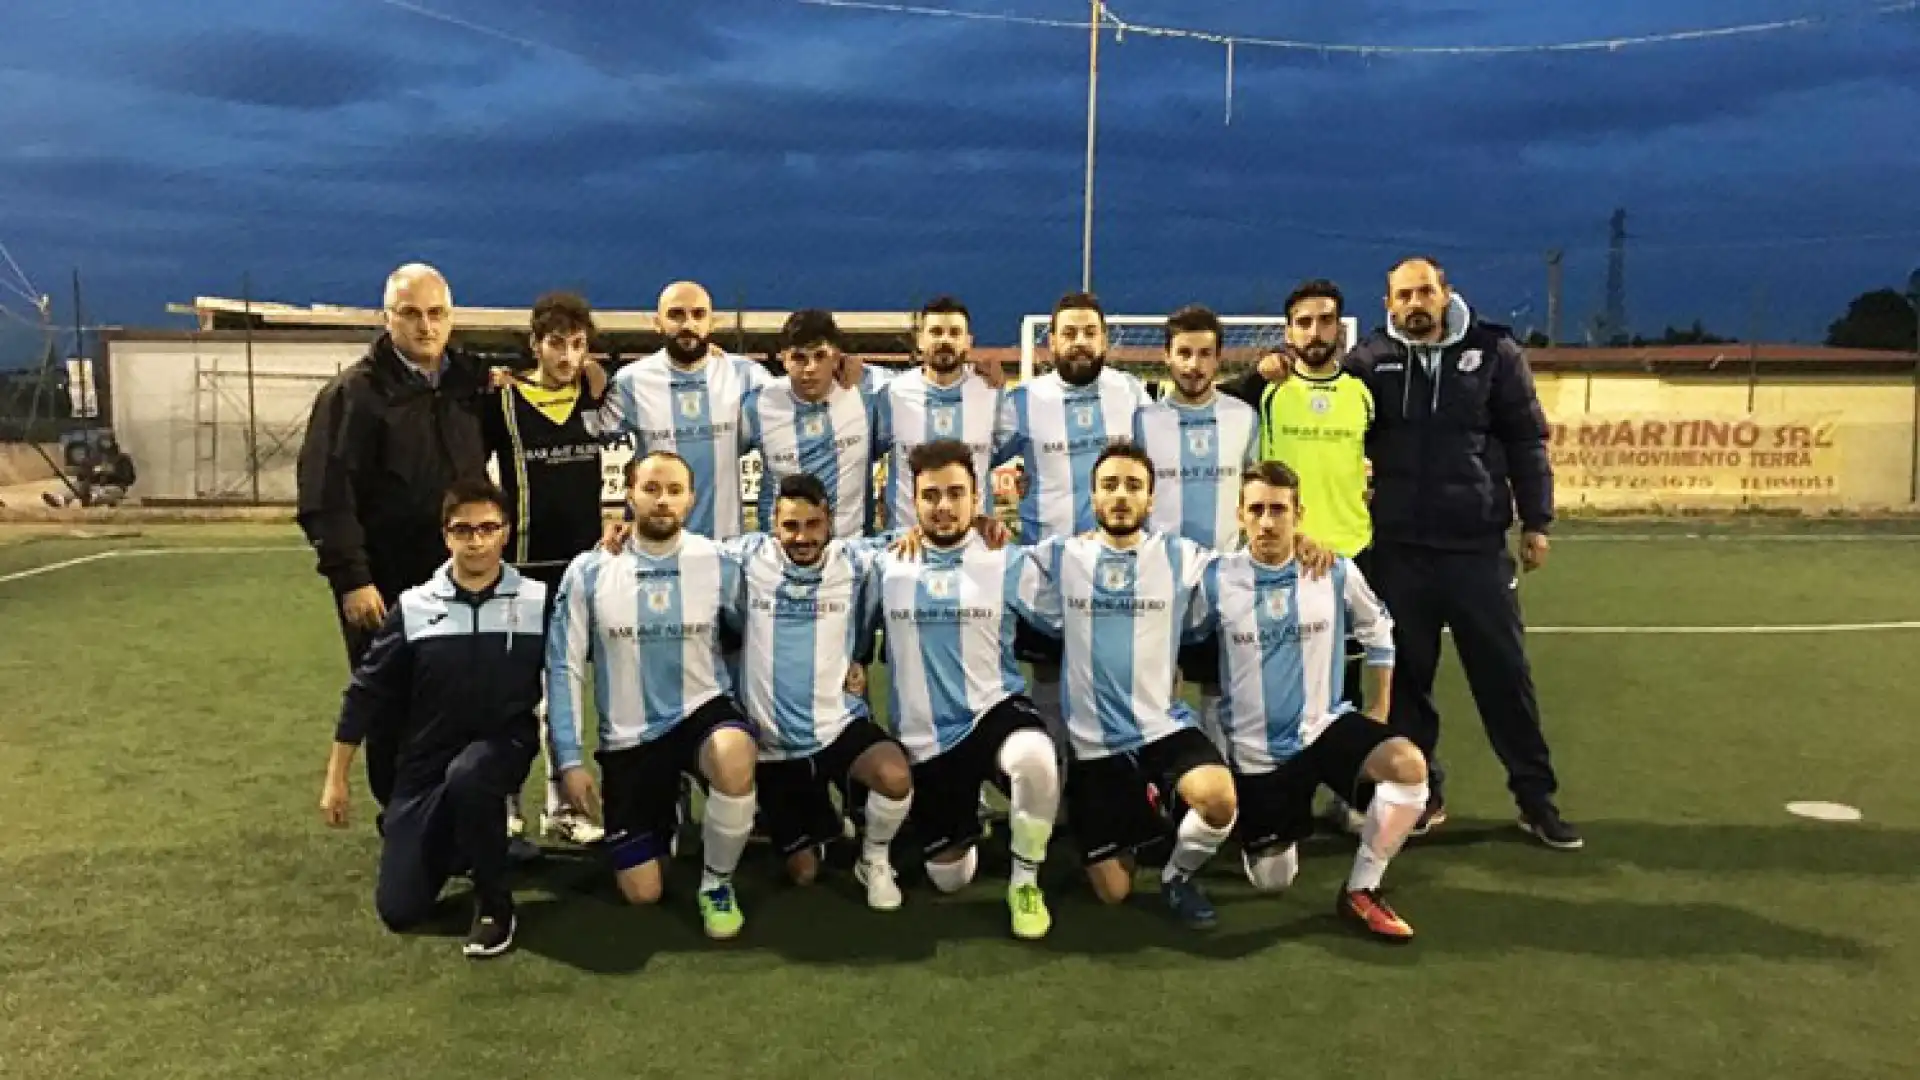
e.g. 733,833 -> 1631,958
1343,294 -> 1553,551
296,335 -> 490,598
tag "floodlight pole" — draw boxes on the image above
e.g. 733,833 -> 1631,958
1080,0 -> 1101,293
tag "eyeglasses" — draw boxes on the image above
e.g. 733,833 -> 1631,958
446,521 -> 506,541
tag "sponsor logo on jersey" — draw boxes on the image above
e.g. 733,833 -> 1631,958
1458,349 -> 1483,373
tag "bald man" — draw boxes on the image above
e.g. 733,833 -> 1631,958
297,263 -> 492,808
586,281 -> 776,539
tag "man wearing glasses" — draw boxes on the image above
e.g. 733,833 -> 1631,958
320,479 -> 548,959
298,263 -> 492,811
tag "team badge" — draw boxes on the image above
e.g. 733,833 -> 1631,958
803,414 -> 827,439
926,570 -> 956,599
1099,562 -> 1132,592
1309,393 -> 1333,414
645,584 -> 672,613
1073,405 -> 1095,429
678,391 -> 703,418
931,407 -> 956,436
1265,590 -> 1288,619
1458,349 -> 1483,373
1187,428 -> 1213,456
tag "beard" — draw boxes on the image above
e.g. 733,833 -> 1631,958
1097,511 -> 1141,537
1296,339 -> 1337,366
1397,310 -> 1438,338
636,514 -> 681,542
924,518 -> 971,547
665,332 -> 709,365
926,347 -> 966,376
1054,349 -> 1106,387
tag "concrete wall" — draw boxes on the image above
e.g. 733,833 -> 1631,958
108,338 -> 363,502
0,442 -> 59,486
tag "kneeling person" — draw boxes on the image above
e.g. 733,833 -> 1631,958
1021,443 -> 1239,928
727,474 -> 914,910
1194,461 -> 1429,941
867,440 -> 1060,939
319,479 -> 546,959
546,451 -> 761,940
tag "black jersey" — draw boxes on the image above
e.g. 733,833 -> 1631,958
483,379 -> 606,574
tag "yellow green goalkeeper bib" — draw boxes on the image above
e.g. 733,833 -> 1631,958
1259,367 -> 1373,557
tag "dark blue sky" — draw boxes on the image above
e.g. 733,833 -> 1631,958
2,0 -> 1917,358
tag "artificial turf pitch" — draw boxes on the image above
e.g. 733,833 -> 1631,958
2,521 -> 1916,1079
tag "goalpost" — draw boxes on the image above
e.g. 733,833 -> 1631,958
1016,313 -> 1360,384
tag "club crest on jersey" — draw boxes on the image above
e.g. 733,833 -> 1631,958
931,407 -> 956,436
1187,428 -> 1213,455
645,584 -> 672,613
677,391 -> 703,418
803,414 -> 827,439
1099,562 -> 1133,592
1309,393 -> 1333,414
1073,405 -> 1095,429
1265,590 -> 1289,618
926,570 -> 957,599
1458,349 -> 1483,373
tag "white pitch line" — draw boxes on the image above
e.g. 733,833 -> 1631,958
1553,533 -> 1920,542
0,544 -> 305,586
0,549 -> 123,584
1529,621 -> 1920,635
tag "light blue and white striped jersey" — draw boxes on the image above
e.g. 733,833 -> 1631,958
1192,553 -> 1394,773
995,367 -> 1149,544
874,369 -> 1002,532
1019,530 -> 1214,760
861,364 -> 897,395
545,532 -> 738,773
742,380 -> 878,541
723,533 -> 883,761
586,349 -> 772,540
864,534 -> 1038,764
1133,393 -> 1260,551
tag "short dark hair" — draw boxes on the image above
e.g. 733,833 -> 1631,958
782,308 -> 841,351
1283,279 -> 1344,320
1050,290 -> 1105,333
442,477 -> 510,526
775,471 -> 831,510
625,449 -> 692,488
919,295 -> 971,326
1241,459 -> 1302,502
907,440 -> 977,489
1092,440 -> 1155,494
1163,304 -> 1222,351
530,291 -> 596,340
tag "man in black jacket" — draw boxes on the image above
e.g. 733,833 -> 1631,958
297,263 -> 490,807
320,478 -> 546,958
1341,256 -> 1579,850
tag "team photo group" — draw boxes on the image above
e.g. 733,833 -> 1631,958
300,256 -> 1580,961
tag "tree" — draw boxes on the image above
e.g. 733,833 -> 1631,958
1628,320 -> 1736,346
1825,288 -> 1919,351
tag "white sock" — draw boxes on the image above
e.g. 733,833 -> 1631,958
1162,808 -> 1234,884
700,789 -> 757,891
1348,779 -> 1428,892
862,790 -> 912,866
998,729 -> 1060,888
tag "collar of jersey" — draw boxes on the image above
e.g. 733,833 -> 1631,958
1290,360 -> 1345,385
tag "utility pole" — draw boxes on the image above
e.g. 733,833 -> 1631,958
1546,248 -> 1563,347
1080,0 -> 1101,292
244,271 -> 261,505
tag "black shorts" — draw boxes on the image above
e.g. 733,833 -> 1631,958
1065,726 -> 1223,867
1236,711 -> 1396,856
598,696 -> 755,871
1014,619 -> 1063,666
1177,632 -> 1221,692
910,695 -> 1048,858
755,721 -> 897,857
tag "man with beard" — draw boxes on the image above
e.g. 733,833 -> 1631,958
1342,256 -> 1577,850
873,296 -> 1003,532
299,263 -> 490,811
483,291 -> 610,847
725,473 -> 916,911
587,281 -> 772,540
545,451 -> 762,940
992,291 -> 1150,742
860,439 -> 1060,940
741,309 -> 880,541
1018,444 -> 1238,928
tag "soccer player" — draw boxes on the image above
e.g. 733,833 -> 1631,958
482,290 -> 609,847
741,309 -> 879,541
725,473 -> 915,911
873,296 -> 1002,532
320,478 -> 545,958
993,291 -> 1151,739
585,281 -> 772,540
545,451 -> 761,940
1191,461 -> 1430,940
1019,443 -> 1238,928
863,440 -> 1060,940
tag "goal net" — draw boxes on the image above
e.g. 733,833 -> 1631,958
1016,313 -> 1360,386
